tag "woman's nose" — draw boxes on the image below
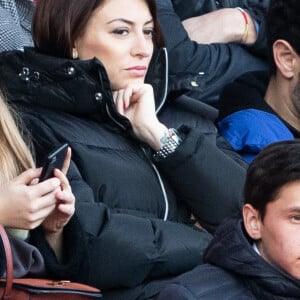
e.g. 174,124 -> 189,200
131,34 -> 153,57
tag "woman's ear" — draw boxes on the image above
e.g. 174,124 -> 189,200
273,39 -> 298,79
243,203 -> 262,240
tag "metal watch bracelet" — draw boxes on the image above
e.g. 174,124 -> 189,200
153,128 -> 182,162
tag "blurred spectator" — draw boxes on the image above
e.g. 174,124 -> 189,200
0,0 -> 35,51
217,0 -> 300,162
156,0 -> 269,105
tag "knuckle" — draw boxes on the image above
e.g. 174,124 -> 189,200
24,189 -> 34,201
27,202 -> 38,214
47,178 -> 60,190
27,199 -> 38,214
24,215 -> 35,228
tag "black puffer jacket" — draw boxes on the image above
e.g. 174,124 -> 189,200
157,219 -> 300,299
0,47 -> 246,299
156,0 -> 269,105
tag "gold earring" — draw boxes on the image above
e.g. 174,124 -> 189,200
72,48 -> 78,59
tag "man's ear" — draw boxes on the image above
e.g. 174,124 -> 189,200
273,39 -> 298,79
243,204 -> 262,240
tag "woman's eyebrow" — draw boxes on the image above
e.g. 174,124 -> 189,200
107,18 -> 153,25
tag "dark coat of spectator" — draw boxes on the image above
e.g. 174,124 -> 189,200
0,0 -> 34,51
172,0 -> 270,23
156,0 -> 269,105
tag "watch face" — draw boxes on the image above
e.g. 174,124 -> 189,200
160,129 -> 170,145
160,135 -> 168,144
160,129 -> 175,145
154,129 -> 182,162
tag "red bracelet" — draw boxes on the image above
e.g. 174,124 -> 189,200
236,7 -> 249,44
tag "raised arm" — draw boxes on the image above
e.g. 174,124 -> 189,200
155,0 -> 268,103
182,8 -> 257,44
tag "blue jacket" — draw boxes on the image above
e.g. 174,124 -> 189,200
218,109 -> 294,162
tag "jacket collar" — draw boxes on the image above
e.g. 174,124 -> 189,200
17,47 -> 168,115
0,47 -> 169,134
145,47 -> 168,113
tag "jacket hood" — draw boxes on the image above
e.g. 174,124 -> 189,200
204,219 -> 300,299
0,47 -> 168,119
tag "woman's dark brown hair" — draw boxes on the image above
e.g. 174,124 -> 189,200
32,0 -> 164,58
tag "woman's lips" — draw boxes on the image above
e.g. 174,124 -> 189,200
126,66 -> 147,77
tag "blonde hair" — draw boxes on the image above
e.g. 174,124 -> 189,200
0,91 -> 35,185
0,91 -> 35,239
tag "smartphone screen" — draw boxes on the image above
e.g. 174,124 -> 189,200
39,143 -> 68,182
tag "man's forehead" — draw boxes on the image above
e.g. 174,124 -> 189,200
266,181 -> 300,213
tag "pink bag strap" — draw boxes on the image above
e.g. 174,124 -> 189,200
0,225 -> 13,299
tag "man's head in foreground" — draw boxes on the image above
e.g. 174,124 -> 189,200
243,140 -> 300,279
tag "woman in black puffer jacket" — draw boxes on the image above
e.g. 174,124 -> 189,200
0,0 -> 247,299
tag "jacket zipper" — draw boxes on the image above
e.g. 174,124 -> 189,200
141,147 -> 169,221
155,48 -> 169,114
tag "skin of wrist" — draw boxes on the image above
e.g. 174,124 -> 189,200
135,122 -> 168,150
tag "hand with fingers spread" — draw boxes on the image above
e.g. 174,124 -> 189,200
113,83 -> 167,150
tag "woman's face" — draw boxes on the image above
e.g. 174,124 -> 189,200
75,0 -> 154,91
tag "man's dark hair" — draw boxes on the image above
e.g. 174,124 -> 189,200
32,0 -> 165,59
244,140 -> 300,220
267,0 -> 300,74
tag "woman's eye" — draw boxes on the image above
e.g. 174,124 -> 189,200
113,28 -> 129,36
291,215 -> 300,221
144,29 -> 154,37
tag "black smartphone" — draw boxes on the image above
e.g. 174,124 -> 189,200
39,143 -> 69,182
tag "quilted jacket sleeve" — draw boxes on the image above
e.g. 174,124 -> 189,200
155,125 -> 247,231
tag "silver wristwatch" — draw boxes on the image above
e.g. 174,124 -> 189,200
153,128 -> 182,161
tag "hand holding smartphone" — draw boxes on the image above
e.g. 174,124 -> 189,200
39,143 -> 69,182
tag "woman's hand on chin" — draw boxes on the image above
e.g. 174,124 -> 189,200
113,83 -> 167,150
